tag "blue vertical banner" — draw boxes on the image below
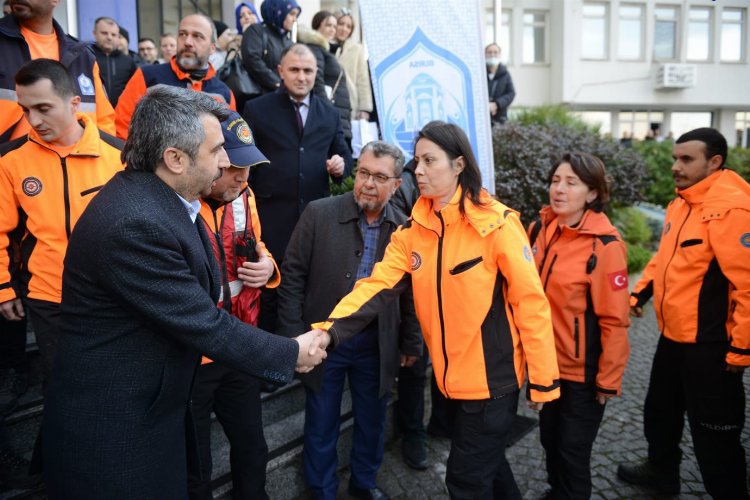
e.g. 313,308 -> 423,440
360,0 -> 494,193
77,0 -> 139,52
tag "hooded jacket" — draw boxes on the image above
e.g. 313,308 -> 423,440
115,57 -> 236,139
0,15 -> 115,142
631,169 -> 750,366
314,188 -> 560,403
488,63 -> 515,124
298,28 -> 352,140
529,207 -> 630,394
0,113 -> 124,304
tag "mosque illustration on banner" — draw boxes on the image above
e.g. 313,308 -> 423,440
375,27 -> 477,158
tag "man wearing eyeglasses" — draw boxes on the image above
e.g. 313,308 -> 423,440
278,141 -> 421,500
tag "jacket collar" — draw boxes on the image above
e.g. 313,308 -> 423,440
538,205 -> 618,237
411,186 -> 510,238
28,113 -> 102,157
169,56 -> 217,82
338,191 -> 399,228
1,15 -> 69,53
677,170 -> 721,205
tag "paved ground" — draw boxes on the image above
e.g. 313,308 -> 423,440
338,303 -> 750,499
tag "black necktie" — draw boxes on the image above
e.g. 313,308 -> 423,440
293,101 -> 304,134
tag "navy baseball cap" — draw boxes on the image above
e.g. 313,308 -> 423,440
221,111 -> 269,168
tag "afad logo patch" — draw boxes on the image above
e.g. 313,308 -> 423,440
22,176 -> 43,196
608,270 -> 628,291
740,233 -> 750,248
410,251 -> 422,272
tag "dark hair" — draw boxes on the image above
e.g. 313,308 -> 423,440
360,141 -> 405,176
547,152 -> 610,212
311,10 -> 335,31
138,37 -> 156,45
15,58 -> 77,99
414,121 -> 485,215
122,85 -> 230,172
675,127 -> 728,168
94,16 -> 117,29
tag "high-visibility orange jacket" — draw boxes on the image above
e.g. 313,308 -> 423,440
529,207 -> 630,395
198,187 -> 279,365
314,188 -> 560,403
0,15 -> 115,142
632,169 -> 750,366
115,58 -> 236,139
0,113 -> 124,304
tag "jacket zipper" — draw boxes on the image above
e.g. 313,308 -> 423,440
574,317 -> 580,358
543,254 -> 558,291
659,205 -> 691,330
211,207 -> 232,312
61,157 -> 71,238
434,211 -> 450,398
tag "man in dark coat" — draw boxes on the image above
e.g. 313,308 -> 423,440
41,86 -> 326,499
485,43 -> 515,124
243,43 -> 352,332
278,141 -> 421,500
90,17 -> 137,107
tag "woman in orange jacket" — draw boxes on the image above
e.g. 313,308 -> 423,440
529,152 -> 630,499
312,121 -> 560,499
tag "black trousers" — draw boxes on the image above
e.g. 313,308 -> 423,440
0,316 -> 27,370
24,298 -> 60,384
644,335 -> 748,500
187,362 -> 269,500
445,391 -> 521,500
539,380 -> 605,499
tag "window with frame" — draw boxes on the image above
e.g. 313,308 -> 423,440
671,112 -> 712,138
721,8 -> 745,62
523,11 -> 547,64
619,111 -> 664,140
687,7 -> 712,61
618,4 -> 644,60
500,9 -> 511,64
573,111 -> 612,135
737,112 -> 750,148
582,3 -> 608,60
654,5 -> 679,60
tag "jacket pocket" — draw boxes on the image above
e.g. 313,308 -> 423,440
449,256 -> 483,275
574,317 -> 580,358
80,185 -> 103,197
680,238 -> 703,248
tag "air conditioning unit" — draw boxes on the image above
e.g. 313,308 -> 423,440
655,64 -> 697,90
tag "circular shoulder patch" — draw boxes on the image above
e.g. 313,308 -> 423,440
22,176 -> 43,197
523,245 -> 533,262
236,122 -> 253,144
663,221 -> 671,236
740,233 -> 750,248
410,251 -> 422,272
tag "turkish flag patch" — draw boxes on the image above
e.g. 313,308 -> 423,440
608,270 -> 628,291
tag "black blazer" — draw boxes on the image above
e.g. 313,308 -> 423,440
42,170 -> 298,499
277,193 -> 421,397
243,90 -> 353,262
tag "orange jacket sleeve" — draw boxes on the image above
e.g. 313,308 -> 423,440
91,62 -> 115,135
247,189 -> 279,288
0,162 -> 20,303
630,252 -> 657,308
590,239 -> 631,394
115,69 -> 147,140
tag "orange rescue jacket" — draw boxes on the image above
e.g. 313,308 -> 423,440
314,188 -> 560,403
198,188 -> 279,364
529,207 -> 630,395
0,114 -> 124,303
631,170 -> 750,366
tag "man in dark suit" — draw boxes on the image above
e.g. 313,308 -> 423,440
243,43 -> 352,333
278,141 -> 421,500
41,86 -> 326,499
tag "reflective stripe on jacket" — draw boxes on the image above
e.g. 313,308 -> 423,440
314,188 -> 560,402
0,15 -> 115,142
198,187 -> 279,364
631,169 -> 750,366
0,113 -> 124,303
115,57 -> 236,139
530,207 -> 630,394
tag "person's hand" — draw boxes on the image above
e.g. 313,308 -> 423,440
400,354 -> 418,368
355,111 -> 370,120
326,155 -> 345,178
0,298 -> 24,321
294,329 -> 329,373
726,363 -> 747,374
596,393 -> 616,405
629,305 -> 643,318
237,244 -> 274,288
489,102 -> 498,116
527,401 -> 544,412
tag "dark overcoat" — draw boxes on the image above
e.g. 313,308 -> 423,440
243,90 -> 352,262
42,170 -> 298,499
277,192 -> 421,397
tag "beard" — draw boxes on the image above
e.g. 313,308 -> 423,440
354,190 -> 386,214
177,52 -> 206,70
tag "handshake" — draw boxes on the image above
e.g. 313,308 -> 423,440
294,328 -> 331,373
